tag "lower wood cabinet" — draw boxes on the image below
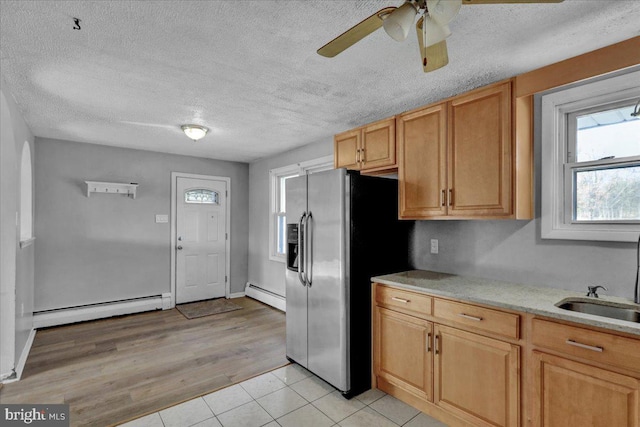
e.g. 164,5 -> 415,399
435,325 -> 520,427
374,307 -> 433,402
373,286 -> 520,427
532,351 -> 640,427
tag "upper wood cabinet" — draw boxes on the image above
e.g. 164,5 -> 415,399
399,80 -> 526,220
334,117 -> 397,173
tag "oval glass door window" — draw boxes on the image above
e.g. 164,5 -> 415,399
184,189 -> 219,204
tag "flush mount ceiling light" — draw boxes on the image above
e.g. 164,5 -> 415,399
181,124 -> 209,141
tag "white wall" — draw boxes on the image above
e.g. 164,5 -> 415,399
34,138 -> 249,311
247,140 -> 332,297
1,77 -> 35,380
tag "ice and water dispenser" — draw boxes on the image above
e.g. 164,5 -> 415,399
286,223 -> 299,272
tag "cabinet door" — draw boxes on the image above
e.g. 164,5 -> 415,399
334,129 -> 361,170
374,306 -> 433,402
532,351 -> 640,427
398,103 -> 447,219
361,118 -> 396,172
434,325 -> 519,427
448,82 -> 512,217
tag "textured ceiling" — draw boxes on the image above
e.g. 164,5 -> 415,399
1,0 -> 639,163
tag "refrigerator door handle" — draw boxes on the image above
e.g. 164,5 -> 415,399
305,211 -> 313,287
298,212 -> 307,286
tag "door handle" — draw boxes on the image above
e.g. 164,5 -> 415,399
305,212 -> 313,287
176,245 -> 183,250
298,212 -> 306,287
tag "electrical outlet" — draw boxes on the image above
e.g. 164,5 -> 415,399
430,239 -> 439,254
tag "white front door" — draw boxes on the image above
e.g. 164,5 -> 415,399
176,177 -> 228,304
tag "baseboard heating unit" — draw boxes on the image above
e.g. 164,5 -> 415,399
245,283 -> 285,312
33,294 -> 170,328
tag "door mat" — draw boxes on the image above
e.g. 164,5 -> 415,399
176,298 -> 242,319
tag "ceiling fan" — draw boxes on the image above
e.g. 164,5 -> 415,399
317,0 -> 564,73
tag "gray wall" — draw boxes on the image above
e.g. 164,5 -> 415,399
411,89 -> 638,300
248,140 -> 333,297
34,138 -> 249,312
1,77 -> 35,377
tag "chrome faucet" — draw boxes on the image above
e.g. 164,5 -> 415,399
586,285 -> 607,298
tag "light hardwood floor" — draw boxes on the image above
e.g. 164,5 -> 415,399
0,297 -> 287,427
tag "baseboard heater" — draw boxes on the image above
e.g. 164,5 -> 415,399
245,283 -> 286,312
33,294 -> 171,329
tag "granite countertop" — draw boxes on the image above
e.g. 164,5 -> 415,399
372,270 -> 640,337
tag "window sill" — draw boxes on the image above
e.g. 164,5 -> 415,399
19,237 -> 35,249
269,255 -> 286,263
541,226 -> 639,242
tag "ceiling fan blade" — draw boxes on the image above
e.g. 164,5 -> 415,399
317,7 -> 396,58
416,17 -> 449,73
461,0 -> 563,4
120,121 -> 177,129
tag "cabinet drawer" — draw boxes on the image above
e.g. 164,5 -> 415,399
375,285 -> 432,318
532,318 -> 640,373
433,299 -> 519,340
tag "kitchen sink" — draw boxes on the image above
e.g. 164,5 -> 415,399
556,299 -> 640,323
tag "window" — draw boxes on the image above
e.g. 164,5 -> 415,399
185,189 -> 219,204
269,156 -> 333,262
541,70 -> 640,242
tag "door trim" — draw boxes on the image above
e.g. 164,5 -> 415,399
170,172 -> 231,308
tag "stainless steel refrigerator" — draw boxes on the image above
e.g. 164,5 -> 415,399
285,168 -> 411,398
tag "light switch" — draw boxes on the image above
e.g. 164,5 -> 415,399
155,214 -> 169,223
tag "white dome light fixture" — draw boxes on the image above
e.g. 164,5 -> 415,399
181,124 -> 209,141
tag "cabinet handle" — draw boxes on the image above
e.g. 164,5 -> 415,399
391,297 -> 409,304
441,189 -> 446,207
426,332 -> 431,352
356,149 -> 360,163
448,189 -> 453,206
566,339 -> 603,353
361,148 -> 365,163
458,313 -> 483,321
435,334 -> 440,355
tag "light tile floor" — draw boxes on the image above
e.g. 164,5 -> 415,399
119,364 -> 448,427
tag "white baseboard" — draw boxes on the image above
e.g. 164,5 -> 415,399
161,293 -> 172,310
14,328 -> 36,381
228,292 -> 246,299
34,296 -> 164,328
245,283 -> 285,312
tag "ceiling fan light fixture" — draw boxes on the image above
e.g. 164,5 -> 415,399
426,0 -> 462,26
423,16 -> 451,46
181,124 -> 209,141
383,1 -> 420,42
